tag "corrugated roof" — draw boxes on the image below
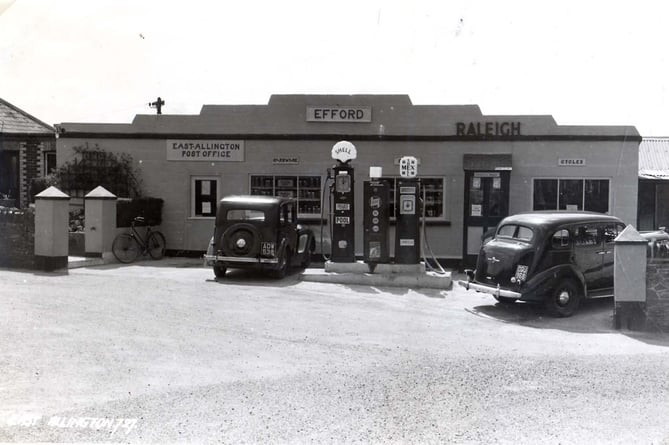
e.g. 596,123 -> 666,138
639,138 -> 669,179
0,97 -> 54,135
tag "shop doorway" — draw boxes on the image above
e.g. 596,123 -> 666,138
463,170 -> 510,265
0,150 -> 19,207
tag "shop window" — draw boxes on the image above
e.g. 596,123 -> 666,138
192,177 -> 218,217
533,178 -> 610,213
250,175 -> 322,218
381,177 -> 445,220
44,151 -> 57,175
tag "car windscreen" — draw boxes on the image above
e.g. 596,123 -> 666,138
226,209 -> 265,221
496,224 -> 534,242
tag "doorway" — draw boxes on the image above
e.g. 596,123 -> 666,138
463,170 -> 510,264
0,150 -> 19,206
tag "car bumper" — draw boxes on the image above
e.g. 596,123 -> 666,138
458,280 -> 522,299
203,254 -> 279,267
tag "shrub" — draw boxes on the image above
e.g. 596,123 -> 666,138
117,197 -> 163,227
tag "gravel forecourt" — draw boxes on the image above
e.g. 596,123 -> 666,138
1,258 -> 669,444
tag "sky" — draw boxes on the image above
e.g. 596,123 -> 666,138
1,0 -> 668,135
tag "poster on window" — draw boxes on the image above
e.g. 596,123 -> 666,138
201,180 -> 211,196
201,202 -> 211,214
472,177 -> 481,189
492,177 -> 501,189
471,204 -> 482,216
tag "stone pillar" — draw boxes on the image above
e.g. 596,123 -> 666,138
34,186 -> 70,271
84,186 -> 117,258
613,225 -> 648,330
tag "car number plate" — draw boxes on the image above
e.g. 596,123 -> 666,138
515,265 -> 528,281
261,242 -> 275,256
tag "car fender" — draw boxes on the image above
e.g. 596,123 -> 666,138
297,230 -> 314,255
522,264 -> 586,300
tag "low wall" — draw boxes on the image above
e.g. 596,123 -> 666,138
646,259 -> 669,332
0,207 -> 36,269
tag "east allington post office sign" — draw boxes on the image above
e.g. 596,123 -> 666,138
166,140 -> 245,161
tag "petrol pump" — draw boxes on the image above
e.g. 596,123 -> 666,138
363,167 -> 390,270
329,141 -> 356,262
394,156 -> 421,264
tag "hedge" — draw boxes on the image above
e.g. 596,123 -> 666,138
117,197 -> 163,227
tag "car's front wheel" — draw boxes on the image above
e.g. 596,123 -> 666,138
544,279 -> 581,317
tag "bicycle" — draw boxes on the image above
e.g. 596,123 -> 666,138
111,216 -> 166,263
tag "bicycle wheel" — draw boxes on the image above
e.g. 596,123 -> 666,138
147,231 -> 166,260
112,233 -> 140,263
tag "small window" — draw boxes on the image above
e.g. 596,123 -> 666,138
574,225 -> 598,246
227,209 -> 265,221
192,177 -> 218,217
44,151 -> 57,174
602,223 -> 624,244
516,226 -> 534,241
279,204 -> 295,225
552,229 -> 570,248
497,225 -> 517,238
497,224 -> 534,242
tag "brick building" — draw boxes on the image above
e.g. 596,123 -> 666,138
0,98 -> 56,208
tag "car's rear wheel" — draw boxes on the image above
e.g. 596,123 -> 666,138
213,263 -> 227,278
544,279 -> 581,317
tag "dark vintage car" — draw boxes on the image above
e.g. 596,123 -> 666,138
203,195 -> 315,279
459,211 -> 631,317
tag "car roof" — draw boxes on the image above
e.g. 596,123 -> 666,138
500,211 -> 624,228
219,195 -> 295,207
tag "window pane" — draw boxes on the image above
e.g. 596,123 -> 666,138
421,178 -> 444,218
227,209 -> 265,221
584,179 -> 609,213
533,179 -> 558,210
194,179 -> 217,217
559,179 -> 583,210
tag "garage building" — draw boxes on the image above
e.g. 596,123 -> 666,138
55,94 -> 641,263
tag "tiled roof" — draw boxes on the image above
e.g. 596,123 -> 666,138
0,97 -> 54,135
640,138 -> 669,179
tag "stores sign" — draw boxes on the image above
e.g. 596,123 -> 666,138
167,140 -> 244,162
558,158 -> 586,166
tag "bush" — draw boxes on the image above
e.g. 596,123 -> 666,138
117,197 -> 163,227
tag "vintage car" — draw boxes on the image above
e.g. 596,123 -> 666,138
203,195 -> 315,279
459,211 -> 631,317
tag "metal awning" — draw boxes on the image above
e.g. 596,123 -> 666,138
463,154 -> 512,171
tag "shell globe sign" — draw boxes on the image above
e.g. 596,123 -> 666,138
331,140 -> 357,162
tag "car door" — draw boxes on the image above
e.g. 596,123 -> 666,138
571,223 -> 604,292
279,202 -> 298,252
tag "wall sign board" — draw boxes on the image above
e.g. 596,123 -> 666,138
307,106 -> 372,122
167,140 -> 244,161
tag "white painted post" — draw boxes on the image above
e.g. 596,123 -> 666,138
613,225 -> 648,330
84,186 -> 117,259
34,186 -> 70,271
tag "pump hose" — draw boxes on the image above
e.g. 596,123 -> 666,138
320,174 -> 333,262
420,188 -> 448,275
